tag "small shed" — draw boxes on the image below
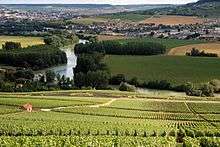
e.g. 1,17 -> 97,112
21,103 -> 33,112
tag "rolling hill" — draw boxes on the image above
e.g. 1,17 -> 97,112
138,0 -> 220,18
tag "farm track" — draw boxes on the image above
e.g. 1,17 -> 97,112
41,98 -> 116,112
184,102 -> 218,128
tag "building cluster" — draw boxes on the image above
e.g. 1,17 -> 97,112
72,19 -> 220,41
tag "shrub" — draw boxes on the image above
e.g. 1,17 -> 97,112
200,83 -> 214,97
109,74 -> 126,85
209,79 -> 220,92
119,82 -> 136,92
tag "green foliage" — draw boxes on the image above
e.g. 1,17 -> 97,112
119,82 -> 136,92
14,68 -> 34,81
209,79 -> 220,92
46,70 -> 56,83
44,30 -> 79,47
99,13 -> 151,22
109,74 -> 126,85
200,83 -> 214,97
75,40 -> 166,55
0,45 -> 67,70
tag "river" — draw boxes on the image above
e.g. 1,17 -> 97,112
35,39 -> 87,80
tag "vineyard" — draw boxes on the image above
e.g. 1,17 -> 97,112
0,90 -> 219,146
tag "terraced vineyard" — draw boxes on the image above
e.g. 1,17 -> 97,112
0,90 -> 219,146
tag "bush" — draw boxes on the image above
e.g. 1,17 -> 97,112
200,83 -> 214,97
109,74 -> 126,85
143,80 -> 171,90
128,77 -> 140,87
209,79 -> 220,92
119,82 -> 136,92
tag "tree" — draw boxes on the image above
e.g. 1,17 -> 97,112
45,70 -> 56,83
119,82 -> 136,92
109,74 -> 126,85
86,70 -> 110,89
200,83 -> 214,97
74,72 -> 86,88
14,68 -> 34,80
129,77 -> 139,87
2,42 -> 21,50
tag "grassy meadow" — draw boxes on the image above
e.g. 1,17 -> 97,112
0,90 -> 220,146
115,37 -> 206,52
105,55 -> 220,85
99,13 -> 151,22
0,36 -> 44,49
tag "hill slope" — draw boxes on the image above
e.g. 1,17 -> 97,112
139,0 -> 220,18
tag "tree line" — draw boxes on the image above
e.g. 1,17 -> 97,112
74,53 -> 110,89
186,48 -> 218,57
0,45 -> 67,70
0,68 -> 74,92
75,40 -> 166,55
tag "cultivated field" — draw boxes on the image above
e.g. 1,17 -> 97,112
116,37 -> 206,51
0,90 -> 219,146
105,55 -> 220,85
140,15 -> 205,25
99,13 -> 151,22
0,36 -> 44,49
97,35 -> 127,41
168,43 -> 220,56
73,17 -> 107,25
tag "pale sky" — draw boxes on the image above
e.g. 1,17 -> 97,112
0,0 -> 198,5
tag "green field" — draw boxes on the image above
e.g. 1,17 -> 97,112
0,90 -> 220,146
105,55 -> 220,85
0,36 -> 44,49
99,13 -> 151,22
116,37 -> 206,52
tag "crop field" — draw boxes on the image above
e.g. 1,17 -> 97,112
116,37 -> 206,51
97,35 -> 127,41
0,90 -> 220,146
168,43 -> 220,56
73,17 -> 107,25
105,55 -> 220,85
0,36 -> 44,49
99,13 -> 151,22
140,15 -> 205,25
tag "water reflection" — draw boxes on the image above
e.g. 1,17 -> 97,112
35,39 -> 87,79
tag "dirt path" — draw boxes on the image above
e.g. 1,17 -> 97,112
41,98 -> 116,112
184,101 -> 218,128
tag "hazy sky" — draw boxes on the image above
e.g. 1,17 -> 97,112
0,0 -> 198,5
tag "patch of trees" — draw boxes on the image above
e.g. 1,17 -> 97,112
2,42 -> 21,50
75,40 -> 166,55
119,82 -> 136,92
0,45 -> 67,70
109,74 -> 217,97
74,53 -> 110,89
185,82 -> 214,97
0,68 -> 74,92
186,48 -> 218,57
76,34 -> 97,43
44,30 -> 79,47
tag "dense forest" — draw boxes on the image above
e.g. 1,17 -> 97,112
75,40 -> 166,55
0,45 -> 67,70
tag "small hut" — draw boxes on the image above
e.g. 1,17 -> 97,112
21,103 -> 33,112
